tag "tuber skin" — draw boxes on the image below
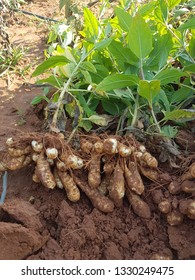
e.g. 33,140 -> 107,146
36,151 -> 56,189
57,170 -> 80,202
53,168 -> 63,189
179,199 -> 195,220
108,163 -> 125,207
150,253 -> 172,260
88,154 -> 101,188
181,162 -> 195,181
124,161 -> 144,195
187,200 -> 195,220
126,188 -> 151,219
8,146 -> 31,157
118,143 -> 132,157
103,138 -> 118,154
74,175 -> 114,213
158,200 -> 171,214
139,165 -> 159,181
168,181 -> 181,195
93,141 -> 104,154
180,180 -> 195,194
80,139 -> 93,154
1,154 -> 25,170
167,210 -> 183,226
98,175 -> 109,196
141,152 -> 158,168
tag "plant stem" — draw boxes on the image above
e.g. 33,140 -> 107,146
131,93 -> 139,127
150,105 -> 161,134
51,49 -> 93,129
139,59 -> 145,80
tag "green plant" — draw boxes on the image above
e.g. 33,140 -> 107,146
0,46 -> 25,77
32,0 -> 195,137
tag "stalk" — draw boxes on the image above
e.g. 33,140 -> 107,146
51,49 -> 93,129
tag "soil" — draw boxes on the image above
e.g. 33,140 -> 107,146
0,0 -> 195,260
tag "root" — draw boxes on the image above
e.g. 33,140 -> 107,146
0,131 -> 194,223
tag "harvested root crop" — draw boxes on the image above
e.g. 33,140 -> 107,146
166,210 -> 183,226
1,154 -> 25,171
141,152 -> 158,168
139,165 -> 159,181
180,180 -> 195,193
53,168 -> 63,189
179,199 -> 195,220
118,143 -> 132,157
46,148 -> 58,159
80,139 -> 93,154
8,146 -> 31,157
88,154 -> 101,188
36,151 -> 56,189
103,138 -> 118,154
108,162 -> 125,207
58,170 -> 80,202
158,200 -> 171,214
181,162 -> 195,181
124,161 -> 144,195
31,140 -> 43,153
74,176 -> 114,213
126,188 -> 151,219
2,131 -> 192,226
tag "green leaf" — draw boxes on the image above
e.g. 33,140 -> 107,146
83,8 -> 99,42
147,33 -> 173,70
108,40 -> 139,69
160,0 -> 168,22
163,109 -> 195,122
79,120 -> 93,131
60,62 -> 76,78
114,7 -> 132,32
94,38 -> 112,51
138,80 -> 161,104
154,89 -> 170,111
32,56 -> 69,77
77,95 -> 96,118
80,61 -> 97,73
96,74 -> 139,91
138,1 -> 156,17
102,98 -> 127,115
184,64 -> 195,73
189,36 -> 195,58
36,75 -> 64,88
128,14 -> 153,60
161,125 -> 178,138
31,95 -> 50,105
167,0 -> 181,10
153,69 -> 187,85
81,70 -> 92,84
88,115 -> 111,126
178,17 -> 195,30
170,88 -> 193,105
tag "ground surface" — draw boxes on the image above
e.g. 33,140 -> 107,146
0,0 -> 195,260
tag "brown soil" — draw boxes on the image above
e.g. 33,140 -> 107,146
0,0 -> 195,260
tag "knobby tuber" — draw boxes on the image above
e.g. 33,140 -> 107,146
74,176 -> 114,213
126,188 -> 151,219
124,161 -> 144,195
36,151 -> 56,189
88,154 -> 101,188
0,132 -> 193,224
108,162 -> 125,207
58,170 -> 80,202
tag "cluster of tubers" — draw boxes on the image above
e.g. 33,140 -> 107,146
0,132 -> 194,225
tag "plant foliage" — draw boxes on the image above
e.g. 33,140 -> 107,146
32,0 -> 195,136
